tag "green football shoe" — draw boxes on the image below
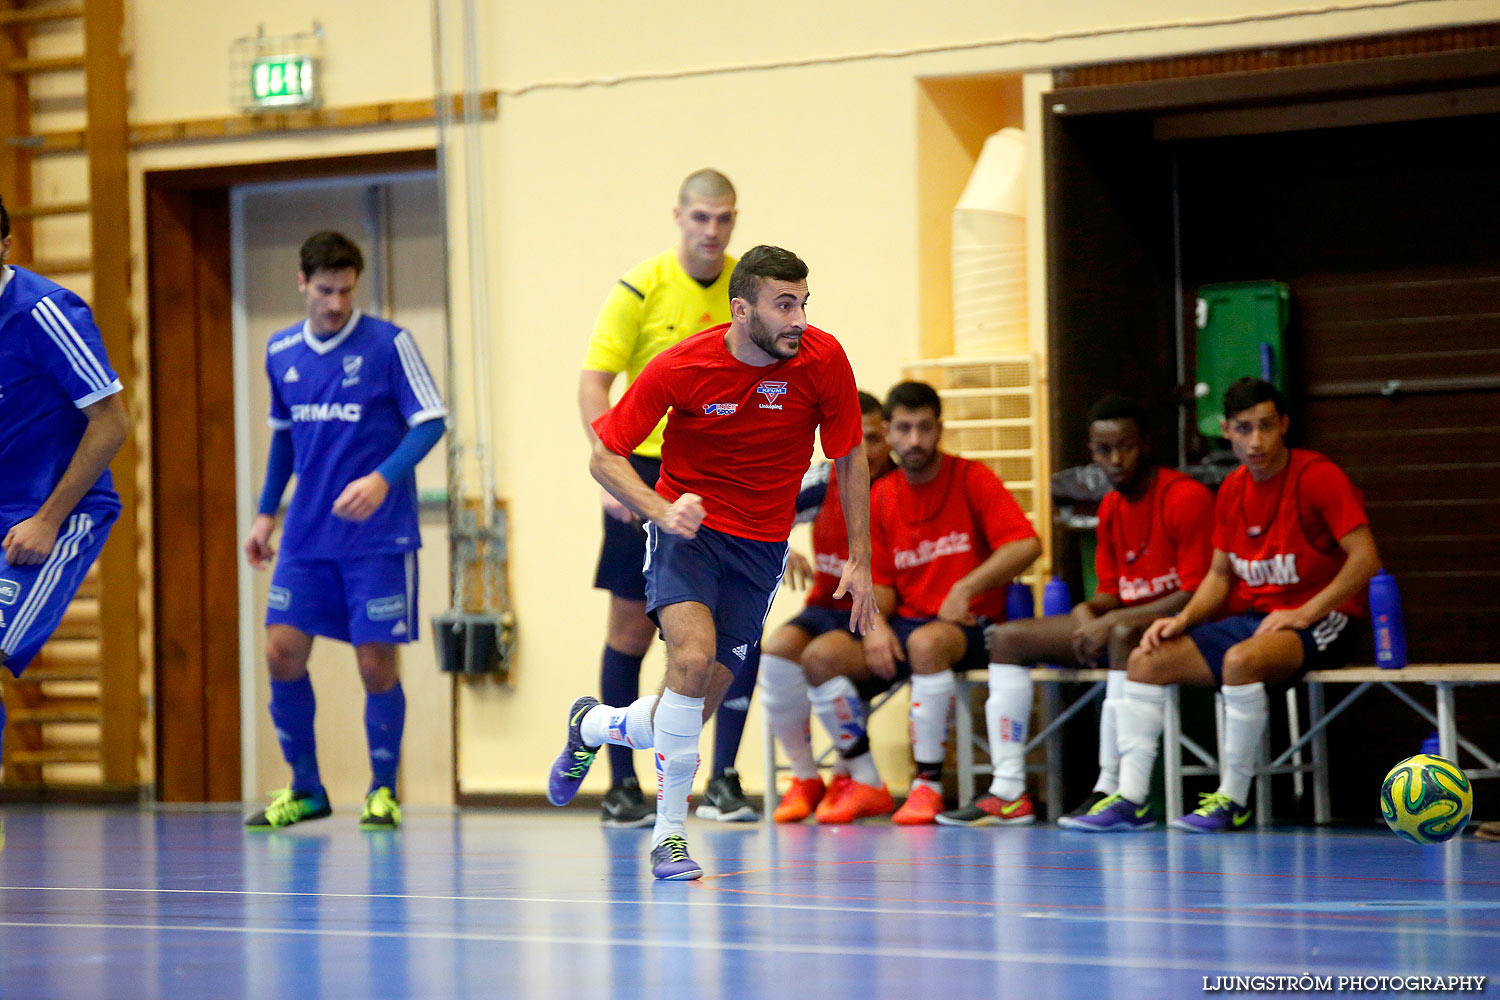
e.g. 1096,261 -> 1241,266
359,786 -> 402,830
244,787 -> 332,831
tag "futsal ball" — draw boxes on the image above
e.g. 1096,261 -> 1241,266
1380,753 -> 1472,845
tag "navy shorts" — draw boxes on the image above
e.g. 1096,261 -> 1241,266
643,522 -> 787,674
267,552 -> 419,646
888,615 -> 991,674
0,507 -> 115,675
783,604 -> 853,639
1187,611 -> 1355,684
593,454 -> 661,600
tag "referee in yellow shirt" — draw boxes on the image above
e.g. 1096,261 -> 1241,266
577,169 -> 759,826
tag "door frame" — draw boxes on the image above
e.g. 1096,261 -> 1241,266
144,148 -> 438,802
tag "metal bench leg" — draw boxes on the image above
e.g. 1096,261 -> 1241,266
955,677 -> 975,806
1163,685 -> 1183,821
762,705 -> 778,820
1044,680 -> 1062,822
1286,687 -> 1304,801
1436,683 -> 1457,763
1256,714 -> 1271,830
1309,682 -> 1330,825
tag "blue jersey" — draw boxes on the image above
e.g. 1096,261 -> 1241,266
265,310 -> 445,558
0,266 -> 121,525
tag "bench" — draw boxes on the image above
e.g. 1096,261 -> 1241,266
1247,664 -> 1500,827
970,664 -> 1500,829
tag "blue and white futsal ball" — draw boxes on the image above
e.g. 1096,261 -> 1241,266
1380,753 -> 1472,845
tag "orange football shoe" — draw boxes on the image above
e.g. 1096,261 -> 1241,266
892,782 -> 945,825
773,777 -> 826,823
813,773 -> 854,821
815,780 -> 895,824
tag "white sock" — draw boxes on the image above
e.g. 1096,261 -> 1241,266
1116,679 -> 1167,804
985,664 -> 1032,801
810,675 -> 881,787
760,654 -> 817,780
581,695 -> 658,750
909,671 -> 956,769
1094,670 -> 1127,795
651,688 -> 704,847
1219,682 -> 1268,806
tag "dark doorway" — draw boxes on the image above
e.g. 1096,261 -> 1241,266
144,149 -> 437,802
1043,42 -> 1500,820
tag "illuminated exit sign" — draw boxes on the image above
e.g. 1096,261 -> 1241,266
249,54 -> 317,109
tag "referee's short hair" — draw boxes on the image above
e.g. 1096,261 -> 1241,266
678,169 -> 735,206
300,231 -> 365,278
729,245 -> 807,306
0,193 -> 9,240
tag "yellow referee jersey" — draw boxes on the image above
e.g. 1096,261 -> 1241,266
583,248 -> 735,458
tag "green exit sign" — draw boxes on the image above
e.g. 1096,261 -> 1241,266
250,54 -> 317,109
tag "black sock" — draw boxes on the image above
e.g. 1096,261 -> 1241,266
600,646 -> 643,788
712,647 -> 760,776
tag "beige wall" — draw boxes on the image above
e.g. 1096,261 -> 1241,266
120,0 -> 1496,799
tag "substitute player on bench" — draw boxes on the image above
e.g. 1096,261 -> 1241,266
1072,377 -> 1379,833
937,396 -> 1214,827
793,381 -> 1040,826
547,245 -> 874,879
242,231 -> 446,832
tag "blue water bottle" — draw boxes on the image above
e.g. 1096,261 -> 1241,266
1369,569 -> 1407,670
1006,581 -> 1034,621
1043,577 -> 1072,618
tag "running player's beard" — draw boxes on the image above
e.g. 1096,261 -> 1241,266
747,311 -> 802,360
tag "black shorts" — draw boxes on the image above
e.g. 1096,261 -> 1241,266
783,604 -> 853,639
592,454 -> 662,600
1186,611 -> 1356,685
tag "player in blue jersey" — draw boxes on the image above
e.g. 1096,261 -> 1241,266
0,194 -> 130,793
242,231 -> 446,832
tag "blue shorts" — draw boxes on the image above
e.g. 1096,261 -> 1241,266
1187,611 -> 1355,684
783,604 -> 853,639
267,552 -> 419,646
0,508 -> 115,675
643,522 -> 787,673
593,454 -> 661,600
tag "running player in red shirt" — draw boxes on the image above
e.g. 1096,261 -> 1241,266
934,397 -> 1215,827
759,390 -> 895,823
546,246 -> 876,879
1073,378 -> 1380,833
795,381 -> 1041,825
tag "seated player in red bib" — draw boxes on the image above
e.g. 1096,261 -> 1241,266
1071,378 -> 1381,833
934,396 -> 1214,828
759,390 -> 896,823
791,381 -> 1041,826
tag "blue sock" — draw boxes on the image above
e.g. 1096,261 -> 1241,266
601,646 -> 643,788
365,682 -> 406,793
269,675 -> 321,796
713,647 -> 760,777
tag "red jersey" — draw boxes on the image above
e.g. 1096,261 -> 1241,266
1213,449 -> 1368,616
1095,467 -> 1215,607
593,324 -> 862,542
806,463 -> 894,610
871,454 -> 1037,620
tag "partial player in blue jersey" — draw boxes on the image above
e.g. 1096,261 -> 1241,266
0,193 -> 131,792
242,231 -> 446,832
